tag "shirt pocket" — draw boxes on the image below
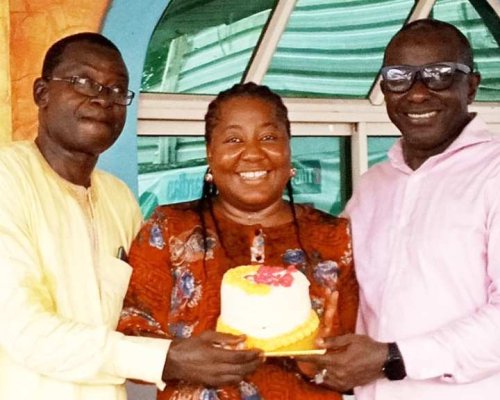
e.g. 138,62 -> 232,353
99,256 -> 132,328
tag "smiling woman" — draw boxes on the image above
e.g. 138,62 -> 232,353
205,86 -> 292,223
118,82 -> 359,400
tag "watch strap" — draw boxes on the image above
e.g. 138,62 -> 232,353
383,342 -> 407,381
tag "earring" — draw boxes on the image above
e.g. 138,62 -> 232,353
290,168 -> 296,178
205,170 -> 213,182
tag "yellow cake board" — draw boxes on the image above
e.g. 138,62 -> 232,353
264,348 -> 327,357
262,328 -> 325,357
217,322 -> 325,356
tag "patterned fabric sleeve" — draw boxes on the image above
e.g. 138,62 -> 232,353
308,214 -> 358,338
335,219 -> 358,335
118,208 -> 173,339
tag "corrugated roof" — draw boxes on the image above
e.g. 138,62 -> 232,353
142,0 -> 500,100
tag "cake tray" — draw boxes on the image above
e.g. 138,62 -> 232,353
264,348 -> 326,357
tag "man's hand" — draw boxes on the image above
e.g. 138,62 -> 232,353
162,331 -> 263,387
297,334 -> 388,392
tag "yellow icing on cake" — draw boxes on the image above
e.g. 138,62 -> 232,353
217,309 -> 320,351
222,264 -> 272,295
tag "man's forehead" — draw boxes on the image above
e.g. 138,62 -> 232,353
386,29 -> 463,64
56,42 -> 127,76
62,41 -> 121,60
395,26 -> 463,49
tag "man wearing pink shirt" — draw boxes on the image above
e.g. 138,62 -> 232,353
300,19 -> 500,399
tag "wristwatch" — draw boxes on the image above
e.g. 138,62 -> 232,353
382,342 -> 407,381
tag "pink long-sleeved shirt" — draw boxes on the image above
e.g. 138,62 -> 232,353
346,117 -> 500,399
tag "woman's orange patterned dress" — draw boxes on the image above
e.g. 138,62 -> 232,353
118,201 -> 358,400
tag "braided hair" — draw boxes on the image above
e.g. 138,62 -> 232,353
197,82 -> 307,263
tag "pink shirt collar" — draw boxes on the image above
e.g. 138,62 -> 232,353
388,115 -> 492,174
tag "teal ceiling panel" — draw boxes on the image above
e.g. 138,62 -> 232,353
263,0 -> 415,97
433,0 -> 500,101
142,0 -> 500,101
142,0 -> 277,93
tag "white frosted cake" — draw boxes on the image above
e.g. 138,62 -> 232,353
216,265 -> 319,351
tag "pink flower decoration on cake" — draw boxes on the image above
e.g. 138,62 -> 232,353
254,265 -> 297,287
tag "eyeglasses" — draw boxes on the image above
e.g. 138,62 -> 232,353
45,76 -> 135,106
381,62 -> 471,93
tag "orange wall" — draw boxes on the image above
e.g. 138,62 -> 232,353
8,0 -> 110,141
0,0 -> 11,144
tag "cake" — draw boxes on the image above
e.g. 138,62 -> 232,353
216,265 -> 319,351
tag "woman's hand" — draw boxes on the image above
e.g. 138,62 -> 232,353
162,331 -> 263,387
319,288 -> 339,338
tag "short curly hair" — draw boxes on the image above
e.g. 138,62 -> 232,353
41,32 -> 122,78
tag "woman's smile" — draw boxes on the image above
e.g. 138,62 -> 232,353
207,95 -> 291,212
238,170 -> 268,181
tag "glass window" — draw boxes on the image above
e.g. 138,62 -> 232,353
138,136 -> 206,218
137,136 -> 349,218
367,136 -> 398,167
289,136 -> 350,216
142,0 -> 278,94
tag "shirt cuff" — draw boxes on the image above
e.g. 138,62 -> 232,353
103,331 -> 171,390
397,335 -> 454,381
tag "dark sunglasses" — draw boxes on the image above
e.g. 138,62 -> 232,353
381,62 -> 472,93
